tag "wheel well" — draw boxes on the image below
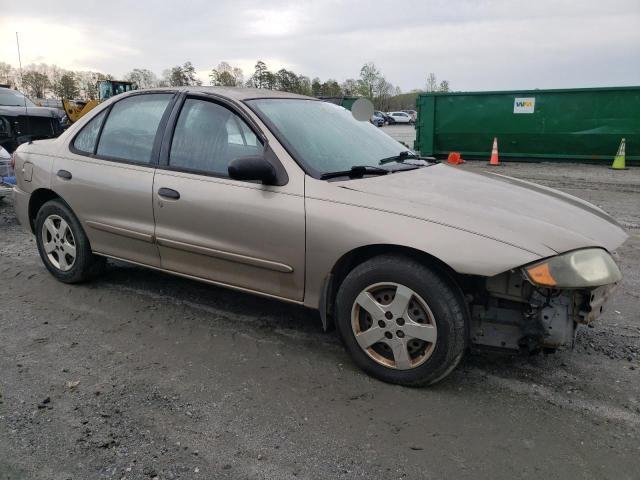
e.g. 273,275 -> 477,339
321,244 -> 467,330
28,189 -> 62,233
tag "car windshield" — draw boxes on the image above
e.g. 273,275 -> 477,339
0,90 -> 36,107
247,99 -> 413,176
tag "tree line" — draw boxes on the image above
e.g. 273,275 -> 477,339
0,59 -> 450,110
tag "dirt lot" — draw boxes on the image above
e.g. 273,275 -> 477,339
1,160 -> 639,480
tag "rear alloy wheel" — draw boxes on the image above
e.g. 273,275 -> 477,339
336,255 -> 467,386
35,199 -> 105,283
41,214 -> 77,271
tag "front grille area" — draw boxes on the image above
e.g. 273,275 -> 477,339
15,115 -> 58,138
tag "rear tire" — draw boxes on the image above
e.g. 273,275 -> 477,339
335,255 -> 467,386
35,199 -> 105,283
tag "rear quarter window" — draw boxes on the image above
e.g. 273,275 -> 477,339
72,109 -> 107,154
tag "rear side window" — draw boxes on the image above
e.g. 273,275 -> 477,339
96,94 -> 172,163
73,109 -> 107,154
169,99 -> 262,176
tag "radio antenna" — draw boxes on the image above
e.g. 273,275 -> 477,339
16,32 -> 25,94
16,31 -> 32,144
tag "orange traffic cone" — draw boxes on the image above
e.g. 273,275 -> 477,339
447,152 -> 465,165
488,137 -> 501,166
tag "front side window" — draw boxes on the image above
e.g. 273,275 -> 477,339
247,99 -> 409,175
73,109 -> 107,154
169,99 -> 262,176
226,115 -> 258,146
96,94 -> 172,163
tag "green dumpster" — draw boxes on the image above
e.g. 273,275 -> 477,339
414,86 -> 639,164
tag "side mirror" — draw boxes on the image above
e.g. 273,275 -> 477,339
228,155 -> 277,185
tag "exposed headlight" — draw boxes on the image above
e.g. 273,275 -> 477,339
523,248 -> 621,288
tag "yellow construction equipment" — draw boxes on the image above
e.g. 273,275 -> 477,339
62,80 -> 136,123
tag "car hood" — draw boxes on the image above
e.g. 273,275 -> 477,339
0,105 -> 59,118
337,164 -> 628,256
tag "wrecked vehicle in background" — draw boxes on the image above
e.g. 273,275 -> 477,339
0,87 -> 64,153
11,87 -> 628,386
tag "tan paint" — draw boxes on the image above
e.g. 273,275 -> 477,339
152,170 -> 305,301
51,154 -> 161,267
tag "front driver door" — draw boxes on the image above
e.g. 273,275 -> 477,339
152,96 -> 305,301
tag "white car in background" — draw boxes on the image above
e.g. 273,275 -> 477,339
388,111 -> 413,124
402,110 -> 418,122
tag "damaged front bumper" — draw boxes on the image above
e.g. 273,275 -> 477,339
469,268 -> 620,352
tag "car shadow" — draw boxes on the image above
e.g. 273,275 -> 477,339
96,259 -> 325,335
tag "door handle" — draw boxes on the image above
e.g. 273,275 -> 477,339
57,169 -> 72,180
158,187 -> 180,200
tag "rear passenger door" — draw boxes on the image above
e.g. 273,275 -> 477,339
53,92 -> 175,266
152,96 -> 305,301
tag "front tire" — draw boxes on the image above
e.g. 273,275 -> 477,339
335,255 -> 467,386
35,199 -> 105,283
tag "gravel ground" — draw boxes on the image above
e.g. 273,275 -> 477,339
1,160 -> 639,480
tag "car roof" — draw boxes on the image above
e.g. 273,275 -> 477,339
126,86 -> 317,102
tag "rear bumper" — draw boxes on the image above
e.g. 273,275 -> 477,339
12,186 -> 31,230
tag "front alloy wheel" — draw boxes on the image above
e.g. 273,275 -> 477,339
352,282 -> 437,369
335,255 -> 467,386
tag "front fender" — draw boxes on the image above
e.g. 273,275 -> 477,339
303,182 -> 547,310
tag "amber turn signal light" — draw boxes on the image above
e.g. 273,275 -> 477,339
524,262 -> 557,287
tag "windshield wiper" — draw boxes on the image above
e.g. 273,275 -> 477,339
378,150 -> 420,165
320,165 -> 389,180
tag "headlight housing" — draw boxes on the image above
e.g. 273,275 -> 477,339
523,248 -> 621,288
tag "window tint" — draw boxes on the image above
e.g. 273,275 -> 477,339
73,109 -> 107,154
97,94 -> 172,163
169,99 -> 262,176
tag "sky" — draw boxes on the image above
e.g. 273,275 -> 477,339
1,0 -> 639,92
